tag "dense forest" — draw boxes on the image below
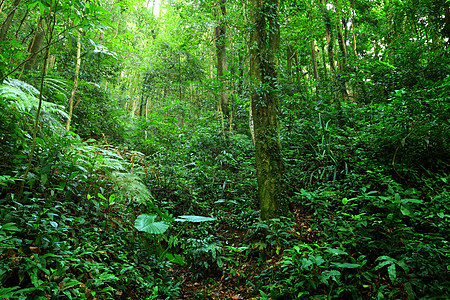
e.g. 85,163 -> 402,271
1,0 -> 449,299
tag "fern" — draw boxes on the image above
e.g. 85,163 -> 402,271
110,171 -> 153,203
69,141 -> 153,203
43,76 -> 69,101
0,78 -> 68,134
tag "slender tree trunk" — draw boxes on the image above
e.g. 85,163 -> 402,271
66,29 -> 82,131
18,1 -> 55,201
293,50 -> 301,82
311,39 -> 319,80
336,15 -> 347,69
320,43 -> 328,79
351,0 -> 358,56
336,6 -> 349,100
287,44 -> 294,82
250,0 -> 283,220
0,0 -> 6,14
308,11 -> 319,81
384,0 -> 394,62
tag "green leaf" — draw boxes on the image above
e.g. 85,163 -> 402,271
320,270 -> 341,284
313,255 -> 325,266
175,215 -> 216,222
401,198 -> 423,204
0,286 -> 20,298
387,264 -> 397,283
0,223 -> 20,231
400,204 -> 414,217
331,262 -> 361,268
166,253 -> 185,266
326,248 -> 348,255
134,214 -> 169,234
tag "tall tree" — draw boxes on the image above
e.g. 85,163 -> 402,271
249,0 -> 283,220
215,0 -> 229,135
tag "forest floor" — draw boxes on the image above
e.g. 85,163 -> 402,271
172,205 -> 320,299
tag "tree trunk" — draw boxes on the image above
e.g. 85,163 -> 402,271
250,0 -> 283,220
18,0 -> 56,201
351,0 -> 358,56
292,49 -> 301,82
311,39 -> 319,80
0,0 -> 22,42
24,18 -> 46,72
66,29 -> 82,131
287,44 -> 294,81
335,4 -> 349,100
215,0 -> 229,136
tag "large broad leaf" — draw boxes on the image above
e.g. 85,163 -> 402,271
175,215 -> 216,223
134,214 -> 169,234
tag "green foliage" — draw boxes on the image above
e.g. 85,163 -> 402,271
0,78 -> 68,134
1,0 -> 449,298
135,214 -> 170,234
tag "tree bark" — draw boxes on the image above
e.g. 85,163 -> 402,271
66,29 -> 82,131
351,0 -> 358,56
250,0 -> 283,220
287,44 -> 294,81
0,0 -> 22,43
24,18 -> 46,72
311,39 -> 319,80
215,0 -> 229,136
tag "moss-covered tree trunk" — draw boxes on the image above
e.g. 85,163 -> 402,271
215,0 -> 229,136
249,0 -> 283,220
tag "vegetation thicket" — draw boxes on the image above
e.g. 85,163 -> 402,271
0,0 -> 449,299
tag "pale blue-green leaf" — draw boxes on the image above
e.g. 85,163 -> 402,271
134,214 -> 169,234
175,215 -> 216,222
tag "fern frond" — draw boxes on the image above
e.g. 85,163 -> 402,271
110,171 -> 152,203
0,78 -> 69,119
44,76 -> 69,95
68,142 -> 153,203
